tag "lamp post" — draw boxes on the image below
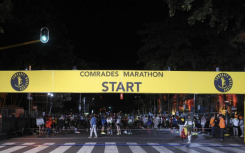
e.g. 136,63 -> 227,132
83,97 -> 86,115
48,93 -> 53,116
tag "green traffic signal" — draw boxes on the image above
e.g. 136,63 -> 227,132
40,27 -> 49,43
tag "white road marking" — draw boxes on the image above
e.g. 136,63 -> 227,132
148,143 -> 174,153
127,143 -> 147,153
0,143 -> 34,153
105,142 -> 119,153
23,143 -> 55,153
168,143 -> 200,153
49,143 -> 75,153
77,142 -> 96,153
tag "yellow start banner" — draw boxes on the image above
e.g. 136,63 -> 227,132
1,70 -> 245,94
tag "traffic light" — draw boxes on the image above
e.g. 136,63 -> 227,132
40,27 -> 49,43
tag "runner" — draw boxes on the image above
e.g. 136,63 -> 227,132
123,114 -> 128,134
116,112 -> 122,135
101,113 -> 107,135
147,115 -> 153,134
127,113 -> 134,134
184,114 -> 195,143
106,115 -> 113,135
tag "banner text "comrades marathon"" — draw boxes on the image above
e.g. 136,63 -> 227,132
80,71 -> 119,77
123,71 -> 163,77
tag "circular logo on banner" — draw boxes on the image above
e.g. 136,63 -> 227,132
214,73 -> 233,92
11,72 -> 29,91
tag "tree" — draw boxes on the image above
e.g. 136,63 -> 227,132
0,0 -> 13,33
138,8 -> 245,71
164,0 -> 245,33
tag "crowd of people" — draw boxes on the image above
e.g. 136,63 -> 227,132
36,112 -> 244,142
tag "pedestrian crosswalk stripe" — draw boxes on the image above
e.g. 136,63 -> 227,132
196,146 -> 225,153
1,143 -> 15,145
77,142 -> 96,153
127,143 -> 147,153
168,143 -> 200,153
208,143 -> 245,153
105,142 -> 119,153
23,143 -> 55,153
49,143 -> 75,153
147,143 -> 174,153
0,143 -> 34,153
0,142 -> 244,153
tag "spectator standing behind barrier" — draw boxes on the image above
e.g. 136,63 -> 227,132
57,116 -> 65,134
219,114 -> 225,141
46,117 -> 52,137
239,116 -> 244,137
36,114 -> 44,135
201,114 -> 206,135
88,114 -> 97,138
231,115 -> 239,137
214,114 -> 220,139
209,115 -> 215,138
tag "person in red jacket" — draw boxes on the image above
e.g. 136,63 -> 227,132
219,115 -> 225,141
46,117 -> 53,137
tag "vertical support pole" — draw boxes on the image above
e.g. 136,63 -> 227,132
154,100 -> 155,116
177,94 -> 179,112
159,94 -> 163,114
168,94 -> 170,115
79,93 -> 81,113
194,94 -> 196,114
29,65 -> 31,115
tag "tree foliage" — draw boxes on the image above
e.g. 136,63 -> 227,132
0,0 -> 13,33
164,0 -> 245,33
138,12 -> 245,71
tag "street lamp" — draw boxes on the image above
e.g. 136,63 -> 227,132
48,93 -> 53,116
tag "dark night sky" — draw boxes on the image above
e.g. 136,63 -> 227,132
63,0 -> 167,70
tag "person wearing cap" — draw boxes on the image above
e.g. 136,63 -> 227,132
219,114 -> 225,141
88,114 -> 97,138
239,116 -> 244,137
184,114 -> 195,143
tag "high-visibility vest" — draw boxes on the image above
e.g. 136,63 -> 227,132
210,117 -> 215,127
219,118 -> 225,128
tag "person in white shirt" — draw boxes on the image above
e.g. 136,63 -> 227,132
184,114 -> 195,143
127,114 -> 134,134
107,115 -> 113,135
232,115 -> 239,137
116,112 -> 122,135
201,115 -> 206,135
